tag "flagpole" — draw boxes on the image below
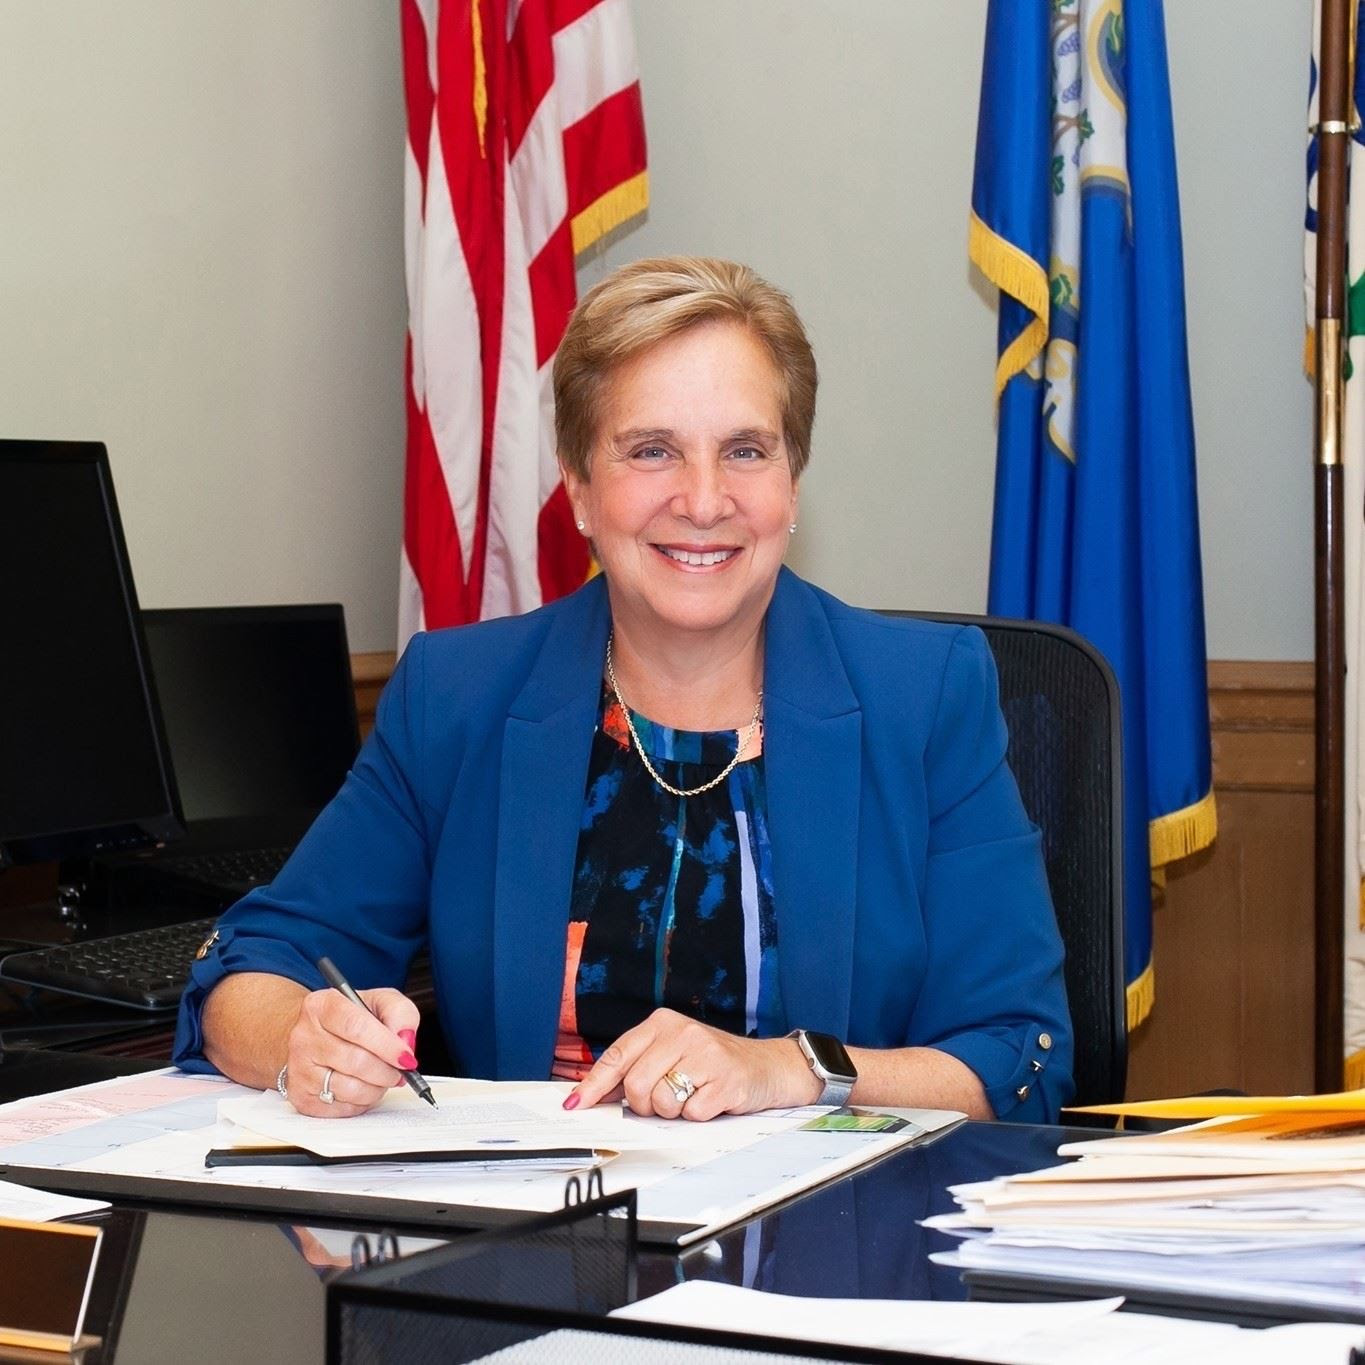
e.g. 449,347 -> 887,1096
1313,0 -> 1351,1093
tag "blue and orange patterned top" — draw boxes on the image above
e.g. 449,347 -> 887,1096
552,685 -> 783,1080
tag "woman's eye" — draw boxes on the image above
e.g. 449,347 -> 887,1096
632,446 -> 671,462
727,446 -> 764,461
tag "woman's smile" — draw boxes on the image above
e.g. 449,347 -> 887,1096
653,544 -> 741,568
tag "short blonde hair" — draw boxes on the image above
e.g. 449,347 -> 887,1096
554,256 -> 817,481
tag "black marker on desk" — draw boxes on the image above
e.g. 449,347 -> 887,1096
316,956 -> 438,1108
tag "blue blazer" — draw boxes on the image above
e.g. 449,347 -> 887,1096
174,568 -> 1073,1121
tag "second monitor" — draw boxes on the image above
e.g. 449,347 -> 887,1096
124,604 -> 362,903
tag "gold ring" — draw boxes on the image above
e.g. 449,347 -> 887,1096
663,1068 -> 696,1104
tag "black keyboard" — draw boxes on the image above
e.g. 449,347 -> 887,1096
155,846 -> 291,894
0,917 -> 220,1011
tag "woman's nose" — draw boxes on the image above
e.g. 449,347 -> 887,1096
673,458 -> 730,526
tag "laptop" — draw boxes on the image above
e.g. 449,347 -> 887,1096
106,604 -> 362,905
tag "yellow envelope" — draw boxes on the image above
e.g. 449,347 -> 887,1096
1069,1089 -> 1365,1119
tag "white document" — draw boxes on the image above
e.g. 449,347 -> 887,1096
613,1282 -> 1365,1364
1013,1153 -> 1365,1180
614,1281 -> 1123,1351
218,1081 -> 633,1158
935,1237 -> 1365,1318
217,1079 -> 953,1164
0,1177 -> 108,1222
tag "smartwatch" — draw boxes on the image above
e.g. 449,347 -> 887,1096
788,1029 -> 857,1107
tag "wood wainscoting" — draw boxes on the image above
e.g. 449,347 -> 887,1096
1126,662 -> 1315,1100
351,651 -> 397,739
346,654 -> 1318,1100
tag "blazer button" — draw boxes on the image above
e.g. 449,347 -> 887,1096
1031,1059 -> 1043,1072
1015,1084 -> 1030,1100
1038,1033 -> 1053,1050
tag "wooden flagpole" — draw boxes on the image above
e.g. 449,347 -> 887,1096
1314,0 -> 1351,1093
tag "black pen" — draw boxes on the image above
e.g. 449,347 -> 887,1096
316,956 -> 438,1108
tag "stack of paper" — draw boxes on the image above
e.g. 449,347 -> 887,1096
929,1093 -> 1365,1318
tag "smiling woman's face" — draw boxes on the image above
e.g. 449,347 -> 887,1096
563,319 -> 799,650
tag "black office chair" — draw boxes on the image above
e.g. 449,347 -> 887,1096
883,611 -> 1127,1107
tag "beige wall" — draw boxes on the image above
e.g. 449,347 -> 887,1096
1,3 -> 407,651
1,1 -> 1314,657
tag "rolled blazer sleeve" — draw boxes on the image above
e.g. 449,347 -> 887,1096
172,635 -> 436,1070
910,627 -> 1074,1123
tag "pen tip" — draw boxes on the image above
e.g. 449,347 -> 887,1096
423,1091 -> 438,1108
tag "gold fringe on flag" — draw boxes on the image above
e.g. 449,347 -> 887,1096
572,172 -> 650,256
1125,792 -> 1217,1031
1149,788 -> 1218,868
1125,960 -> 1155,1034
967,210 -> 1050,398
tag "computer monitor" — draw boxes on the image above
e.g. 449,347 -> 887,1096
0,441 -> 183,866
138,605 -> 360,828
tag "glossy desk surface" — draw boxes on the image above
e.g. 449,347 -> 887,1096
0,1050 -> 1098,1364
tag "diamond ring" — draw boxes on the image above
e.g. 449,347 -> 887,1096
663,1068 -> 696,1104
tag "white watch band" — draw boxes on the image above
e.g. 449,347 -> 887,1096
812,1074 -> 854,1107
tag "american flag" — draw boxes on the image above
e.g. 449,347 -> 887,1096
399,0 -> 648,644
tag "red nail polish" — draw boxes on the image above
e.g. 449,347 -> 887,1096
398,1028 -> 417,1050
398,1051 -> 418,1071
563,1092 -> 580,1110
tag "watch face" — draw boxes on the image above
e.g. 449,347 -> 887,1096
804,1031 -> 855,1081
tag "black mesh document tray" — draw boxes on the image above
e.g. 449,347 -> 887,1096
326,1178 -> 962,1365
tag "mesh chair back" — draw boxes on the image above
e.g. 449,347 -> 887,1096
883,612 -> 1127,1106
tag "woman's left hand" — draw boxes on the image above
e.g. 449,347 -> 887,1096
566,1008 -> 823,1119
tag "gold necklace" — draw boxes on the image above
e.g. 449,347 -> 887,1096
604,634 -> 764,799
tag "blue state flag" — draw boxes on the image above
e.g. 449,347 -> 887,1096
970,0 -> 1215,1029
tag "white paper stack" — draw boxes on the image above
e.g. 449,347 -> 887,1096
929,1109 -> 1365,1317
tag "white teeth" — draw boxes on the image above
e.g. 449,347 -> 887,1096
660,547 -> 735,566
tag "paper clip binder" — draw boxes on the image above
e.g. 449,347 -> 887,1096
348,1230 -> 400,1272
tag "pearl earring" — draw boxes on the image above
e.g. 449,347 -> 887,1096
789,524 -> 797,535
576,520 -> 586,531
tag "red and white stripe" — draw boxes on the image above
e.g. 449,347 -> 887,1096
399,0 -> 648,646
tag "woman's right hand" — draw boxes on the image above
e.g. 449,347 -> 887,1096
281,985 -> 422,1118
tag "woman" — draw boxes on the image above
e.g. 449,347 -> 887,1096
174,257 -> 1073,1123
